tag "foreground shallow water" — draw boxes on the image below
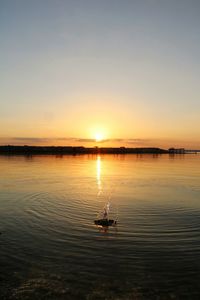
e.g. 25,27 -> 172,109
0,154 -> 200,299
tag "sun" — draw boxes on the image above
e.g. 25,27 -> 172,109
90,126 -> 107,142
95,132 -> 104,142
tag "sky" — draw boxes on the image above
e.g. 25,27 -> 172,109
0,0 -> 200,149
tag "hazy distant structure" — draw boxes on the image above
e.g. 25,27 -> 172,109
185,149 -> 200,154
168,148 -> 185,154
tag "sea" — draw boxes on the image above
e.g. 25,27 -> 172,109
0,154 -> 200,299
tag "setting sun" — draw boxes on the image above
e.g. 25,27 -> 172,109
95,132 -> 104,142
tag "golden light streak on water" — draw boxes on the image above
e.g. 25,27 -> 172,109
96,155 -> 102,196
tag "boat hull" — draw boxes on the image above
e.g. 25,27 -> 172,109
94,219 -> 116,226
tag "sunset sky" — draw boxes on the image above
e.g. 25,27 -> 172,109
1,0 -> 200,149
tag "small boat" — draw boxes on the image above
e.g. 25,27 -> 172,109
94,219 -> 116,226
94,202 -> 117,227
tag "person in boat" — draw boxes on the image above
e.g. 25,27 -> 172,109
103,208 -> 108,219
103,202 -> 110,219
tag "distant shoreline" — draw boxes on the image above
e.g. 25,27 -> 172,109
0,145 -> 188,155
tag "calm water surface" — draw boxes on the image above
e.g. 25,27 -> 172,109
0,154 -> 200,299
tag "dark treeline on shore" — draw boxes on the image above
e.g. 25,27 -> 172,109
0,145 -> 169,155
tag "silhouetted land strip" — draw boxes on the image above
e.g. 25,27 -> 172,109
0,145 -> 169,155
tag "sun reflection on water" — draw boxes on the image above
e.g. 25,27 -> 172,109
96,155 -> 102,196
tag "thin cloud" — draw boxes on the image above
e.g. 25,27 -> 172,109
126,138 -> 151,144
12,137 -> 49,143
0,137 -> 152,146
76,138 -> 95,142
